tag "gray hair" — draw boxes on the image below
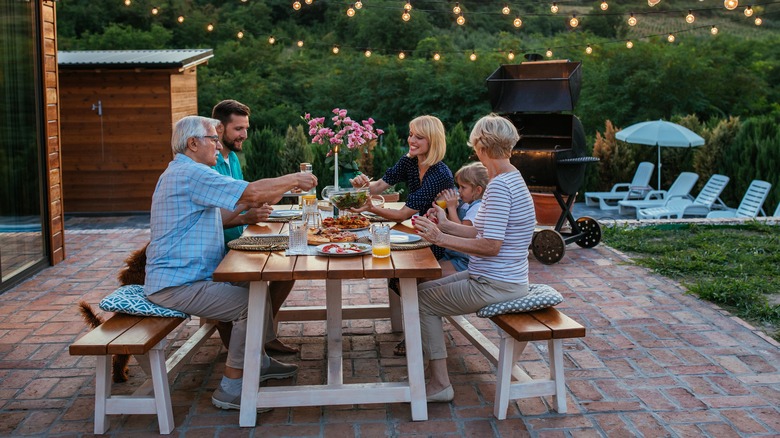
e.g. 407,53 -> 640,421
171,116 -> 220,155
468,113 -> 520,159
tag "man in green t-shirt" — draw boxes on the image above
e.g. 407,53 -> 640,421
211,99 -> 298,354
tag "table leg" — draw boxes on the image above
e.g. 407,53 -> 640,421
388,283 -> 403,332
239,281 -> 268,427
399,277 -> 428,421
326,279 -> 343,385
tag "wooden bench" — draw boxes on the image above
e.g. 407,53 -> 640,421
446,307 -> 586,419
69,313 -> 217,434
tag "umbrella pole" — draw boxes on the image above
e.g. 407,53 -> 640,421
657,144 -> 661,189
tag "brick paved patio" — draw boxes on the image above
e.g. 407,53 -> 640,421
1,221 -> 778,437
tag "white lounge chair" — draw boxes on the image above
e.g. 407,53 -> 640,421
774,202 -> 780,217
618,172 -> 699,218
707,180 -> 772,219
636,174 -> 729,219
584,162 -> 654,210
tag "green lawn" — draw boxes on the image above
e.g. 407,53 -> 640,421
602,222 -> 780,341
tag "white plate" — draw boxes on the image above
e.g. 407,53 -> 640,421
390,231 -> 421,244
270,210 -> 301,218
361,212 -> 383,219
315,242 -> 371,256
281,191 -> 305,197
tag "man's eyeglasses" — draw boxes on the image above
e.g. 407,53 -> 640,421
198,135 -> 220,144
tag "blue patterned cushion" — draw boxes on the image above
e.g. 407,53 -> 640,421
476,284 -> 563,318
99,285 -> 189,319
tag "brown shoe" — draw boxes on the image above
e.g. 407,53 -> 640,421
393,339 -> 406,356
265,338 -> 299,354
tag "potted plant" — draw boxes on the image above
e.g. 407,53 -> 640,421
531,192 -> 569,226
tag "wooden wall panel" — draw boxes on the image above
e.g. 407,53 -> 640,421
41,0 -> 65,264
170,69 -> 198,123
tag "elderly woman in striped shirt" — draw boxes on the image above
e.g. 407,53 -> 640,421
412,113 -> 536,403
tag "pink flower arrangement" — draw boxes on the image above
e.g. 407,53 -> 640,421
303,108 -> 383,171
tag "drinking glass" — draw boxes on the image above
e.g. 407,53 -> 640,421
371,224 -> 391,258
288,219 -> 308,254
302,195 -> 321,228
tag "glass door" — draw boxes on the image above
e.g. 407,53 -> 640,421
0,0 -> 48,292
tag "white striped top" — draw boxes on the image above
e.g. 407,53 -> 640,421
468,170 -> 535,284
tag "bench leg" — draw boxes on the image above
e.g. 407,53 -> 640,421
388,282 -> 403,332
548,339 -> 567,413
494,332 -> 515,420
94,355 -> 111,434
149,346 -> 175,434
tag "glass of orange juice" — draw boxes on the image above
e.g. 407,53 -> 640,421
435,198 -> 447,209
371,224 -> 391,258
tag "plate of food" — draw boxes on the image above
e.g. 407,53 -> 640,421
269,210 -> 301,218
322,215 -> 370,231
316,242 -> 371,256
307,227 -> 358,245
389,230 -> 422,244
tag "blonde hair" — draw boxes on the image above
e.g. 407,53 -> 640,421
455,162 -> 489,199
468,113 -> 519,159
409,115 -> 446,167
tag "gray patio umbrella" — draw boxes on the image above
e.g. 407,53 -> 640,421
615,120 -> 705,189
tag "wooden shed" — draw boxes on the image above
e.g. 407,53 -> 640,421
58,49 -> 213,213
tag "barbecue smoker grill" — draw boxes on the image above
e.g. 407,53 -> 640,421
487,60 -> 601,264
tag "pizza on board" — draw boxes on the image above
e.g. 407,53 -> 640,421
322,215 -> 370,230
307,227 -> 358,245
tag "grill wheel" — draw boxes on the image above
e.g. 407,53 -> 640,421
574,217 -> 602,248
531,229 -> 566,265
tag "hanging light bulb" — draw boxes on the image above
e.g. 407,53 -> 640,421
177,15 -> 185,23
502,4 -> 510,15
569,14 -> 579,28
355,1 -> 363,9
551,2 -> 559,14
744,6 -> 754,17
648,0 -> 660,6
724,0 -> 738,10
206,23 -> 214,32
628,13 -> 637,26
626,40 -> 634,48
513,17 -> 522,28
268,35 -> 275,44
686,10 -> 695,23
305,0 -> 314,4
297,40 -> 304,47
585,44 -> 593,54
667,33 -> 675,42
293,1 -> 302,11
545,48 -> 553,57
433,52 -> 441,61
402,10 -> 411,21
237,31 -> 244,39
600,1 -> 608,11
347,5 -> 355,17
453,2 -> 461,14
711,25 -> 719,34
469,51 -> 477,61
508,50 -> 515,60
399,51 -> 406,60
151,6 -> 159,15
754,16 -> 762,25
457,13 -> 466,25
124,0 -> 131,6
404,1 -> 412,11
365,49 -> 372,57
332,45 -> 339,54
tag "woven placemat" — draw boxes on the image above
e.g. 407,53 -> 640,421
228,235 -> 288,251
355,237 -> 433,251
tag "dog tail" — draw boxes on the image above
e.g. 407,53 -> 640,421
78,300 -> 104,329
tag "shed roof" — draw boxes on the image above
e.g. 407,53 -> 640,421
58,49 -> 213,70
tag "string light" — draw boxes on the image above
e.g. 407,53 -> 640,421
305,0 -> 313,4
151,6 -> 159,15
207,23 -> 214,32
404,1 -> 412,11
293,1 -> 301,11
648,0 -> 660,6
402,10 -> 411,21
507,50 -> 515,60
177,15 -> 185,23
628,13 -> 637,26
124,0 -> 131,6
355,1 -> 362,9
513,17 -> 522,28
569,14 -> 579,28
744,6 -> 754,16
724,0 -> 738,10
237,30 -> 244,39
545,48 -> 553,57
755,16 -> 763,25
469,51 -> 477,61
453,2 -> 461,15
551,3 -> 558,14
365,49 -> 372,57
268,35 -> 275,44
600,1 -> 608,11
433,52 -> 441,61
332,45 -> 339,54
398,51 -> 406,60
686,10 -> 695,23
347,5 -> 355,17
667,33 -> 675,42
457,13 -> 466,25
711,25 -> 719,34
502,4 -> 510,15
297,40 -> 304,47
585,44 -> 593,54
626,40 -> 634,48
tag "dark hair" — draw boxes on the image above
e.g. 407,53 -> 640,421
211,99 -> 250,126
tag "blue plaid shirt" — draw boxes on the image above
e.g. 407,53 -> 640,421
145,154 -> 249,295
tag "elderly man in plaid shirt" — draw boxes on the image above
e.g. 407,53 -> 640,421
144,115 -> 318,412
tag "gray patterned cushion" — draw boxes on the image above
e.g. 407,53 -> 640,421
99,285 -> 189,319
476,284 -> 563,318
